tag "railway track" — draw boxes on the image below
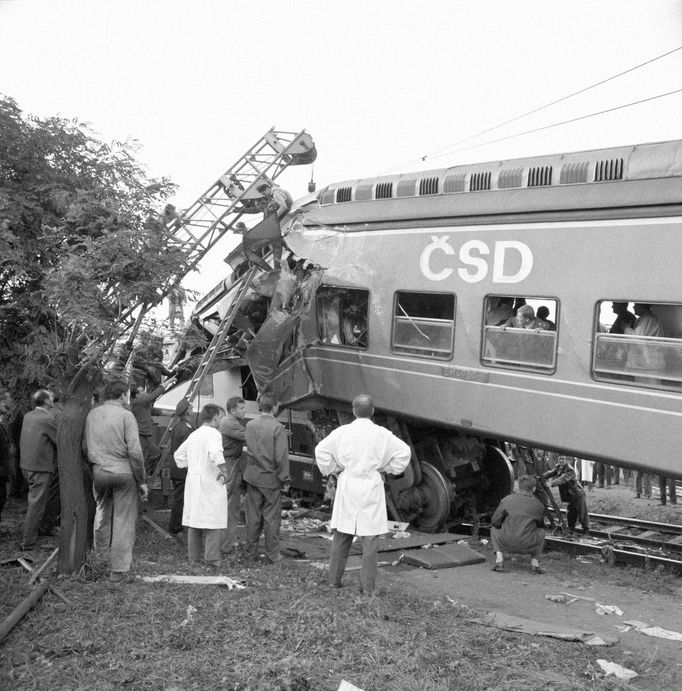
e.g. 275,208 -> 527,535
461,511 -> 682,575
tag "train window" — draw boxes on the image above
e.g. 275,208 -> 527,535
392,291 -> 455,359
593,301 -> 682,390
481,295 -> 558,371
316,286 -> 368,348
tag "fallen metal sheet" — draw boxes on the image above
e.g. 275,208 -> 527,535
476,612 -> 619,646
399,542 -> 486,570
620,620 -> 682,641
139,575 -> 245,589
350,532 -> 468,555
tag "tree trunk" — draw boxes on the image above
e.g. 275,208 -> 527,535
57,367 -> 98,574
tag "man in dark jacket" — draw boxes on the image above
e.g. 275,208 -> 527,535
219,396 -> 247,553
19,389 -> 58,550
243,394 -> 290,563
490,475 -> 546,574
167,399 -> 195,536
544,456 -> 589,535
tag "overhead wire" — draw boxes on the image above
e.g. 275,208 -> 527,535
422,44 -> 682,161
378,45 -> 682,175
426,86 -> 682,161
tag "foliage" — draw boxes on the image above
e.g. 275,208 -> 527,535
0,94 -> 186,394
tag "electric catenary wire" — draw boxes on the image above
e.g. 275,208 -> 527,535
422,45 -> 682,162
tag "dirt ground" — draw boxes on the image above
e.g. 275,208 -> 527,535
380,483 -> 682,671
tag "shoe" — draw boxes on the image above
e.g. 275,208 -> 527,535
490,563 -> 505,572
530,565 -> 546,575
635,493 -> 641,499
108,571 -> 126,583
659,501 -> 667,506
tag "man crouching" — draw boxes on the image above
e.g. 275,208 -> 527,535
490,475 -> 546,575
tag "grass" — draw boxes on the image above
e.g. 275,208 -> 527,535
1,497 -> 680,690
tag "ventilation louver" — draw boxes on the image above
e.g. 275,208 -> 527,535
335,186 -> 352,203
396,178 -> 417,197
443,173 -> 467,193
560,161 -> 590,184
419,177 -> 439,196
354,183 -> 373,201
319,188 -> 335,205
594,158 -> 624,182
498,168 -> 524,189
470,171 -> 492,191
528,166 -> 553,187
375,181 -> 393,199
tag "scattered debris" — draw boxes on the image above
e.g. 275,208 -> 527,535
477,612 -> 618,646
546,594 -> 573,604
139,575 -> 245,589
0,580 -> 51,643
387,521 -> 409,532
559,592 -> 595,602
595,603 -> 623,616
180,605 -> 197,626
400,543 -> 486,570
392,531 -> 411,539
596,660 -> 638,681
619,620 -> 682,641
338,681 -> 364,691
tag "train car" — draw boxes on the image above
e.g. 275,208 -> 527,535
169,139 -> 682,530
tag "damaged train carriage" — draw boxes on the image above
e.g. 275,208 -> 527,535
170,138 -> 682,532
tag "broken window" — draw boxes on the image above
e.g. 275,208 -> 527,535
392,291 -> 455,359
316,286 -> 369,348
593,300 -> 682,390
482,295 -> 558,371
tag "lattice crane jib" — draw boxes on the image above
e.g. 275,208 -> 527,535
115,128 -> 316,337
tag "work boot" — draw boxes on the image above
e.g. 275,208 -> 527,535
530,565 -> 546,575
490,562 -> 505,572
108,571 -> 126,583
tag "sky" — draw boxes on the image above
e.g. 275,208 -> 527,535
1,0 -> 681,298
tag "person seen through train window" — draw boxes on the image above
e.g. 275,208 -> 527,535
622,303 -> 666,383
314,394 -> 411,596
609,302 -> 636,334
544,455 -> 589,536
535,306 -> 555,330
489,474 -> 546,574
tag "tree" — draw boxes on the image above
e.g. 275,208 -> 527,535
0,95 -> 189,572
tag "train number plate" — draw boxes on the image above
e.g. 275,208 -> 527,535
442,367 -> 489,383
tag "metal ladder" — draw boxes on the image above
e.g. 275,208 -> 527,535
149,266 -> 259,483
115,128 -> 315,338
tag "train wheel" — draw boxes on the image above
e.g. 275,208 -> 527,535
414,462 -> 451,532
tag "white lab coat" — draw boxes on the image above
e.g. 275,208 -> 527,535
174,425 -> 227,529
315,418 -> 411,536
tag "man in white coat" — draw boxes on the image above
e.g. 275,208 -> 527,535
315,394 -> 411,595
174,404 -> 227,567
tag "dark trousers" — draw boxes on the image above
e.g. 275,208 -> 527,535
168,475 -> 186,535
0,477 -> 7,521
659,476 -> 677,504
594,463 -> 612,487
567,495 -> 589,534
329,531 -> 380,593
635,472 -> 651,498
221,459 -> 244,551
244,482 -> 282,562
140,434 -> 161,478
21,470 -> 53,547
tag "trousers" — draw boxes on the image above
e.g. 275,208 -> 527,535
21,470 -> 53,547
244,482 -> 282,562
328,531 -> 380,594
659,476 -> 677,504
187,527 -> 221,565
635,471 -> 651,498
168,475 -> 186,535
567,495 -> 589,534
221,458 -> 244,551
140,434 -> 161,478
92,468 -> 139,572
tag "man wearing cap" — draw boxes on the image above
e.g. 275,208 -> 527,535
219,396 -> 247,553
315,394 -> 411,595
167,399 -> 195,537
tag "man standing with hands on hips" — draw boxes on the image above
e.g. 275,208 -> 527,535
315,393 -> 411,595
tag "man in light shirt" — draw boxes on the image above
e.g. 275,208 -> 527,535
315,394 -> 411,595
84,379 -> 147,583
